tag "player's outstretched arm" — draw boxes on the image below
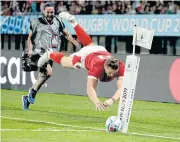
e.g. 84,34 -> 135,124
27,31 -> 33,57
63,29 -> 80,47
87,78 -> 106,111
104,77 -> 123,107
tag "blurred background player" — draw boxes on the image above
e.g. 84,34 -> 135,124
22,2 -> 79,110
38,12 -> 125,111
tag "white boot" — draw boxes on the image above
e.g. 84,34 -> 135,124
59,12 -> 77,27
37,48 -> 53,68
59,12 -> 75,22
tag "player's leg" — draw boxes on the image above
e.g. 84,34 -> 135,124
59,12 -> 93,47
37,49 -> 64,67
38,50 -> 78,69
29,63 -> 52,103
22,62 -> 53,110
22,95 -> 30,110
48,52 -> 81,69
38,42 -> 83,69
74,24 -> 93,47
26,72 -> 50,105
22,70 -> 51,109
61,56 -> 75,68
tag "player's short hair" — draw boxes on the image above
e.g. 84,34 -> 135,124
106,57 -> 119,70
44,2 -> 55,9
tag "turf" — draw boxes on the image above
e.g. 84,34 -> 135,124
1,89 -> 180,142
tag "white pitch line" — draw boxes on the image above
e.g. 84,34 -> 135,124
1,116 -> 180,141
1,116 -> 104,131
128,132 -> 180,141
1,128 -> 96,132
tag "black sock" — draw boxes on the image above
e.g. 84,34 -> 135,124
31,88 -> 37,98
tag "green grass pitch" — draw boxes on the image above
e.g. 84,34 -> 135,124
1,89 -> 180,142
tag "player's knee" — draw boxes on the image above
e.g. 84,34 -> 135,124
61,56 -> 74,68
47,70 -> 53,76
61,57 -> 68,67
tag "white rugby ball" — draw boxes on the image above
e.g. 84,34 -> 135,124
105,116 -> 121,132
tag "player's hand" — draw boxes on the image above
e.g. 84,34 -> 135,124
72,39 -> 80,47
103,98 -> 115,108
95,102 -> 107,111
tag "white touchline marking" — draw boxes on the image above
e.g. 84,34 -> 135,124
1,116 -> 104,131
1,128 -> 97,132
1,116 -> 180,141
128,132 -> 180,140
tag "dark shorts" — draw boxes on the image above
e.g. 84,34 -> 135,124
31,50 -> 53,74
39,60 -> 53,73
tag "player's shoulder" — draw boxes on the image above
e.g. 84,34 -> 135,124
30,18 -> 41,28
54,16 -> 63,23
89,64 -> 104,77
54,16 -> 65,28
93,51 -> 112,57
92,61 -> 105,75
94,57 -> 105,65
30,17 -> 39,24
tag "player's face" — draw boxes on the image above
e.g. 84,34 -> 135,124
44,7 -> 55,22
104,65 -> 119,77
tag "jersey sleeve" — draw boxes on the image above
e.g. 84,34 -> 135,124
87,57 -> 105,79
88,69 -> 99,79
29,18 -> 38,33
88,66 -> 102,80
118,61 -> 125,78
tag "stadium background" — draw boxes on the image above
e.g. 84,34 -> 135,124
1,1 -> 180,142
1,0 -> 180,54
1,0 -> 180,103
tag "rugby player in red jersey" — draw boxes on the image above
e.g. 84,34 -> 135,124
38,12 -> 125,111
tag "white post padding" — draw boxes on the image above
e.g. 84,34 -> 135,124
118,55 -> 140,133
115,26 -> 154,133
